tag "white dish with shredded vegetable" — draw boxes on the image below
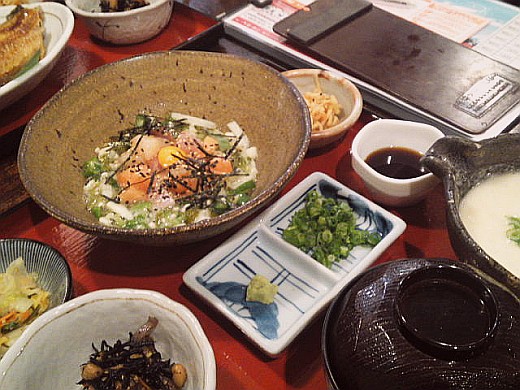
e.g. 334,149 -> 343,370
282,69 -> 363,149
82,112 -> 258,230
0,257 -> 50,358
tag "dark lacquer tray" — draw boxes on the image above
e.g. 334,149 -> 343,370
173,22 -> 392,120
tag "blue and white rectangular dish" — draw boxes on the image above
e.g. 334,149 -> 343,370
183,172 -> 406,356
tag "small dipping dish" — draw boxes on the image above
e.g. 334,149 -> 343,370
351,119 -> 445,207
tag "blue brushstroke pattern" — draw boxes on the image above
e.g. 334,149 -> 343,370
197,278 -> 280,340
347,194 -> 393,237
318,179 -> 394,237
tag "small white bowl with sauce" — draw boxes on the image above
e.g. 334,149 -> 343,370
351,119 -> 445,207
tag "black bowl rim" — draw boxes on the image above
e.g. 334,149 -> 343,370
0,238 -> 73,304
394,264 -> 499,361
17,50 -> 312,241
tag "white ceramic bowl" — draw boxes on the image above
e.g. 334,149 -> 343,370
0,2 -> 74,112
282,69 -> 363,150
65,0 -> 174,45
351,119 -> 445,207
0,289 -> 216,390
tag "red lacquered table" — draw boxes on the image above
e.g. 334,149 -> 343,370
0,4 -> 457,388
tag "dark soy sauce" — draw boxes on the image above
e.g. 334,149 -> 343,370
365,146 -> 428,179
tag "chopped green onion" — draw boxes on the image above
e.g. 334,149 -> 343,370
506,216 -> 520,246
229,180 -> 256,195
82,158 -> 104,180
282,190 -> 381,268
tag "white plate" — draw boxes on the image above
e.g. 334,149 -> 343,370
183,172 -> 407,356
0,2 -> 74,112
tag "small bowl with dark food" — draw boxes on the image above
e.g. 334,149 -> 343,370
323,258 -> 520,390
0,238 -> 72,358
351,119 -> 445,207
422,134 -> 520,297
18,51 -> 311,246
0,288 -> 216,389
282,69 -> 363,150
64,0 -> 174,44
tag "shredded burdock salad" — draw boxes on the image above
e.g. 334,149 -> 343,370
82,113 -> 258,229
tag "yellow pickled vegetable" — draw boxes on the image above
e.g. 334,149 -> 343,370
0,257 -> 50,357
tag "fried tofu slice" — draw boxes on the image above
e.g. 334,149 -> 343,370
0,6 -> 45,86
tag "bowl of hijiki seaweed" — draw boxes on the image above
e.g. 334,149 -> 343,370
422,133 -> 520,297
0,289 -> 216,390
18,51 -> 312,246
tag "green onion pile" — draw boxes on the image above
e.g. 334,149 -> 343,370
282,190 -> 381,268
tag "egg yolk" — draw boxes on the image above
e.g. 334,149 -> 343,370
158,146 -> 185,167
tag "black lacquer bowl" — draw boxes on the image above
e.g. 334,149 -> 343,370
422,134 -> 520,296
322,258 -> 520,390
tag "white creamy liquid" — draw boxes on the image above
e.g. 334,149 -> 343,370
459,172 -> 520,279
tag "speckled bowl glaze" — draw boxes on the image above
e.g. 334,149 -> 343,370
282,69 -> 363,150
65,0 -> 174,45
422,134 -> 520,297
18,51 -> 311,246
322,258 -> 520,390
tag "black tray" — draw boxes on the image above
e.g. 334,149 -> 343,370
173,23 -> 391,120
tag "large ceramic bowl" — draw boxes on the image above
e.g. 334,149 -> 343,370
65,0 -> 174,45
0,289 -> 216,390
322,258 -> 520,390
18,51 -> 311,246
422,134 -> 520,296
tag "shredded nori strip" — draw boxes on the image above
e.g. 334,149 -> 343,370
108,114 -> 249,209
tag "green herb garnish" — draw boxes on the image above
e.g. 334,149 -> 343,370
282,190 -> 381,268
506,216 -> 520,246
82,157 -> 106,180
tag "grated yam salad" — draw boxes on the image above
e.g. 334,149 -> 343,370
82,113 -> 258,229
